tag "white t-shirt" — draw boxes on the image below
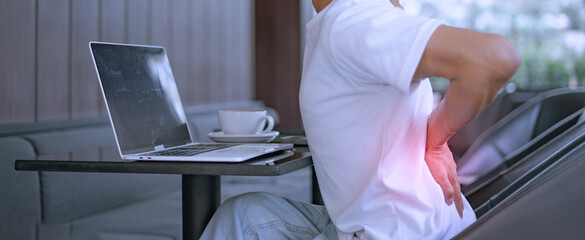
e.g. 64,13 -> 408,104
299,0 -> 476,239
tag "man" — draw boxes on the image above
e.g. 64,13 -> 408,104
201,0 -> 521,239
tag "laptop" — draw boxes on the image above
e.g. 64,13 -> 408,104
89,41 -> 292,162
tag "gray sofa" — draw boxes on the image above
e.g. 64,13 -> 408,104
0,101 -> 271,240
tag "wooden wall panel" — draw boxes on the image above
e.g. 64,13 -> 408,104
185,0 -> 254,105
221,0 -> 250,102
36,0 -> 70,121
101,0 -> 126,43
171,0 -> 192,104
203,0 -> 254,103
128,0 -> 150,45
222,1 -> 235,101
190,0 -> 211,103
232,0 -> 253,101
255,0 -> 302,129
207,1 -> 225,102
0,0 -> 255,125
0,0 -> 36,123
71,0 -> 100,119
150,0 -> 171,48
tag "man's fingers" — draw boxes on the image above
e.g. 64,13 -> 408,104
450,168 -> 464,218
440,171 -> 465,218
439,177 -> 454,205
424,139 -> 464,217
455,193 -> 464,218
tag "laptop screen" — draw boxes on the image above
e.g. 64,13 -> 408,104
90,42 -> 191,154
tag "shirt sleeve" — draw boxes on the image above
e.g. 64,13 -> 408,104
330,7 -> 442,93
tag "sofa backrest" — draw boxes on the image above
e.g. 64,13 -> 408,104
453,138 -> 585,239
456,87 -> 585,186
448,91 -> 534,161
3,119 -> 180,225
465,109 -> 585,209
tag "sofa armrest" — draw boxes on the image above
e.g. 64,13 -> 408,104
0,136 -> 40,240
18,122 -> 181,225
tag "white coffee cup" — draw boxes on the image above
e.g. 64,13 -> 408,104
218,110 -> 275,135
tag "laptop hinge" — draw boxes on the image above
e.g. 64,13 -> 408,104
154,144 -> 164,151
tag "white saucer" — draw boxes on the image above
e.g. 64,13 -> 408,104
207,131 -> 280,143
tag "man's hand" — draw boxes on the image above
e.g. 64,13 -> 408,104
415,25 -> 520,218
425,119 -> 464,218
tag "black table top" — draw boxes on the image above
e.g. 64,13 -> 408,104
15,148 -> 312,176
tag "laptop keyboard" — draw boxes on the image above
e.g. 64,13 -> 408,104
147,143 -> 239,156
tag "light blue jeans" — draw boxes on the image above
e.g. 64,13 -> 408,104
200,192 -> 338,240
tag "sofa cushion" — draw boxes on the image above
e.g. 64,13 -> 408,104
25,125 -> 115,155
0,136 -> 40,240
48,189 -> 183,240
40,170 -> 180,225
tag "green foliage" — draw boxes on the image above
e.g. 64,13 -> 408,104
546,60 -> 570,88
575,53 -> 585,85
404,0 -> 585,91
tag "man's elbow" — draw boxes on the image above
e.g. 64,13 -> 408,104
488,35 -> 522,86
462,34 -> 521,105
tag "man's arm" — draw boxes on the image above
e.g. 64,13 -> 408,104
414,25 -> 522,217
